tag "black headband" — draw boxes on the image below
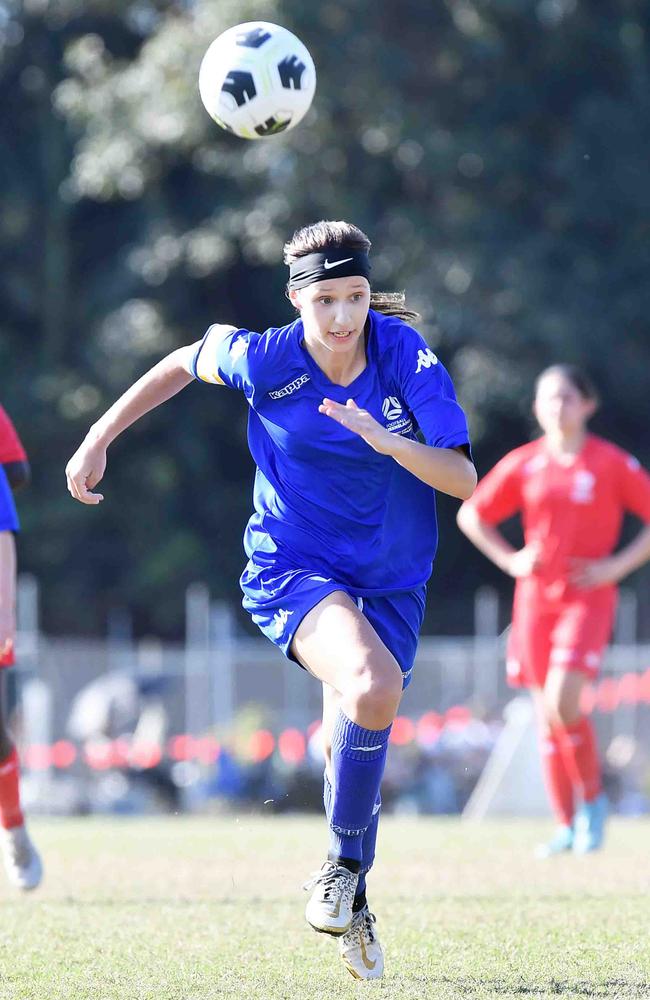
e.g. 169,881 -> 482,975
288,249 -> 371,290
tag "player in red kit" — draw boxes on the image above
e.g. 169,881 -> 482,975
0,404 -> 42,889
457,366 -> 650,856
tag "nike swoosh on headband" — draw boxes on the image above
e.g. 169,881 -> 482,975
323,257 -> 354,269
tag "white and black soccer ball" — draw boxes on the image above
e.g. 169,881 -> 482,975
199,22 -> 316,140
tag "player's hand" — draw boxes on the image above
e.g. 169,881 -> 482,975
65,438 -> 107,505
318,398 -> 394,455
568,556 -> 621,590
506,542 -> 543,578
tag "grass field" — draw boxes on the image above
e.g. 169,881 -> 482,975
0,815 -> 648,999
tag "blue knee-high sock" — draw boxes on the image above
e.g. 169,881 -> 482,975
324,772 -> 380,895
328,709 -> 391,865
324,770 -> 333,821
357,791 -> 381,896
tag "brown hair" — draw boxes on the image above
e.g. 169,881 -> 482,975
283,220 -> 420,323
535,364 -> 600,405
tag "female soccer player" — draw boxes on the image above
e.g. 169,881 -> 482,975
66,220 -> 475,980
457,365 -> 650,857
0,404 -> 42,889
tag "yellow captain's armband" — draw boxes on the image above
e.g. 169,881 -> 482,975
187,324 -> 238,384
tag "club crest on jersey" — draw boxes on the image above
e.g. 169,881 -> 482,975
382,396 -> 402,421
415,348 -> 438,373
381,396 -> 413,435
268,374 -> 310,400
570,469 -> 596,504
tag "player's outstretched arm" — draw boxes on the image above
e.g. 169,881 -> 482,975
319,397 -> 477,500
66,344 -> 199,505
387,437 -> 476,500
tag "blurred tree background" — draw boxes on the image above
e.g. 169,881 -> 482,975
1,0 -> 649,637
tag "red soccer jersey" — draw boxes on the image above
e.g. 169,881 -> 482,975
0,406 -> 26,464
469,434 -> 650,596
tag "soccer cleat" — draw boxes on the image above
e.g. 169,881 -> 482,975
339,905 -> 384,980
534,824 -> 574,859
303,860 -> 358,936
0,824 -> 43,891
573,792 -> 608,854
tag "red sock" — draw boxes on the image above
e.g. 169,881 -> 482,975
0,747 -> 24,829
539,728 -> 574,825
0,643 -> 14,668
557,717 -> 602,803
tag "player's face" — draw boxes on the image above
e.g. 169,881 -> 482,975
290,276 -> 371,356
534,373 -> 596,436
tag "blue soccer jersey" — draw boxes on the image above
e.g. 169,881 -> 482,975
191,309 -> 470,595
0,466 -> 19,533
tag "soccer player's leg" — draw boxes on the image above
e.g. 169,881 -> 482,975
320,683 -> 384,980
0,666 -> 42,890
543,667 -> 606,853
243,568 -> 365,931
531,686 -> 576,858
321,684 -> 381,913
321,684 -> 377,910
315,591 -> 421,976
292,591 -> 402,938
544,590 -> 615,854
510,604 -> 576,856
338,588 -> 424,904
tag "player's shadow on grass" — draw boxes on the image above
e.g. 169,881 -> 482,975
440,977 -> 649,997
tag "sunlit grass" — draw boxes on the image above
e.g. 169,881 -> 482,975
0,815 -> 647,998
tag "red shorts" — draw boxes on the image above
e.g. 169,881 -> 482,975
506,584 -> 617,689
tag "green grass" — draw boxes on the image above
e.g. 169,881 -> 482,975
0,815 -> 648,999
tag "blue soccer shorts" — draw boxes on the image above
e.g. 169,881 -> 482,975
240,558 -> 426,690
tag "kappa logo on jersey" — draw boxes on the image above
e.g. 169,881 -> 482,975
272,608 -> 294,638
381,396 -> 413,436
570,469 -> 596,504
415,348 -> 438,373
268,374 -> 310,400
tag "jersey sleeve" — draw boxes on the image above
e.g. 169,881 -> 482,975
467,450 -> 524,524
617,452 -> 650,523
0,467 -> 19,532
190,324 -> 261,398
397,328 -> 470,450
0,406 -> 27,464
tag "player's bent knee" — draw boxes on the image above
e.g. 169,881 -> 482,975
344,663 -> 402,726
